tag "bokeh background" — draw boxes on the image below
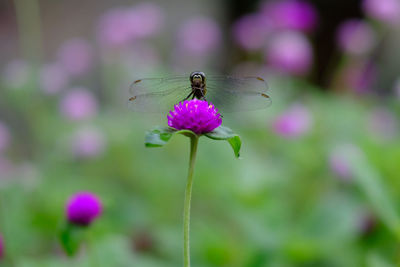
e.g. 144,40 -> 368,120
1,0 -> 400,266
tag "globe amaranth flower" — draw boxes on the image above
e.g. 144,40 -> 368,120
167,99 -> 222,135
60,87 -> 98,121
66,192 -> 103,226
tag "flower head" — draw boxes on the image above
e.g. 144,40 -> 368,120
60,87 -> 98,121
261,0 -> 318,32
167,99 -> 222,135
57,38 -> 93,77
265,31 -> 313,76
336,19 -> 376,55
177,17 -> 221,55
71,127 -> 106,158
272,103 -> 312,138
362,0 -> 400,25
66,192 -> 103,226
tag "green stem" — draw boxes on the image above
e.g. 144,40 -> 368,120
183,135 -> 199,267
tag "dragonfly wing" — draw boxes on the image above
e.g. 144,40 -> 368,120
128,76 -> 193,112
204,76 -> 271,112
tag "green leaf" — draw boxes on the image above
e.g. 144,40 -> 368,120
145,127 -> 197,147
59,223 -> 87,257
205,126 -> 242,158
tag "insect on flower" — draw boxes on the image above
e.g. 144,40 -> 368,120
128,71 -> 271,113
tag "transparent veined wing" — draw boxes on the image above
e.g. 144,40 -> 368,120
128,76 -> 192,112
204,75 -> 271,112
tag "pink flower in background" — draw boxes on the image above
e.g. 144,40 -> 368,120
98,3 -> 164,47
71,127 -> 106,158
329,144 -> 363,180
57,38 -> 93,77
2,59 -> 30,88
363,0 -> 400,25
0,122 -> 11,153
127,3 -> 164,39
261,0 -> 318,32
367,108 -> 398,141
60,88 -> 98,121
39,63 -> 69,94
266,31 -> 313,75
336,19 -> 376,55
232,14 -> 271,51
273,104 -> 312,138
178,17 -> 221,54
66,192 -> 103,226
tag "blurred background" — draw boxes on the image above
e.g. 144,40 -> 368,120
1,0 -> 400,266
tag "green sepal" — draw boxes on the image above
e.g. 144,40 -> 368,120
59,222 -> 87,257
205,126 -> 242,158
145,126 -> 241,158
145,127 -> 197,147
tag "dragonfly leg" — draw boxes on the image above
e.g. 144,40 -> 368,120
183,91 -> 194,101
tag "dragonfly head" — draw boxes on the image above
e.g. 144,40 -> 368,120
190,71 -> 206,86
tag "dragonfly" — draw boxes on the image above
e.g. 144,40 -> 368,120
128,71 -> 271,113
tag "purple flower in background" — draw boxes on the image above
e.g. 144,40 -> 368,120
168,100 -> 222,135
329,144 -> 362,180
2,59 -> 30,88
232,14 -> 271,51
363,0 -> 400,25
57,38 -> 93,77
261,0 -> 318,32
367,108 -> 398,141
71,127 -> 106,158
127,3 -> 164,39
60,87 -> 98,121
98,3 -> 163,47
0,234 -> 4,260
273,103 -> 312,138
177,17 -> 221,54
337,19 -> 376,55
0,121 -> 11,153
66,192 -> 103,226
266,31 -> 313,75
39,63 -> 69,94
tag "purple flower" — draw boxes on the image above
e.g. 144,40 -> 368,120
39,63 -> 69,94
329,144 -> 362,180
66,192 -> 103,226
336,19 -> 376,55
261,0 -> 318,32
272,104 -> 312,138
363,0 -> 400,25
98,4 -> 164,47
2,59 -> 30,88
60,88 -> 98,121
71,127 -> 106,158
57,38 -> 93,77
232,14 -> 271,51
367,108 -> 398,141
266,31 -> 313,75
0,234 -> 3,260
0,121 -> 11,153
177,17 -> 221,54
167,99 -> 222,135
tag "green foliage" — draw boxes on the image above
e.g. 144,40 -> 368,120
145,126 -> 242,158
